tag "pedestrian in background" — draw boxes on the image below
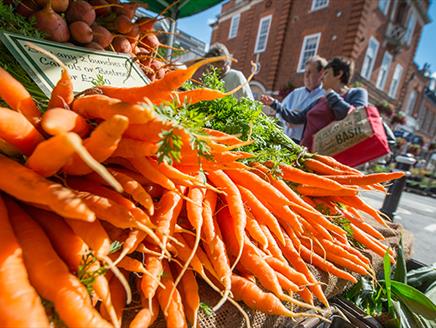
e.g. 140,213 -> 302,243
204,43 -> 254,100
260,56 -> 327,143
270,56 -> 368,150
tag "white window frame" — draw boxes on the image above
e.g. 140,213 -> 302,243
361,37 -> 380,80
297,33 -> 321,72
406,90 -> 417,115
403,9 -> 417,45
388,64 -> 403,98
378,0 -> 390,15
254,15 -> 272,54
228,14 -> 240,39
376,51 -> 392,90
311,0 -> 329,11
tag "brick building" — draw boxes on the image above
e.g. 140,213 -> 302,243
416,80 -> 436,141
210,0 -> 431,110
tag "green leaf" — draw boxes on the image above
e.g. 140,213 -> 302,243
391,280 -> 436,320
393,236 -> 407,284
392,300 -> 419,328
109,240 -> 123,254
384,249 -> 394,314
199,302 -> 214,316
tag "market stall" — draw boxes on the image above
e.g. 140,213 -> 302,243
0,1 -> 435,328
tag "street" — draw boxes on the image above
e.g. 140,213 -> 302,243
361,190 -> 436,265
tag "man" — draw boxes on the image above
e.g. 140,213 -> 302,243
204,43 -> 254,100
260,56 -> 327,143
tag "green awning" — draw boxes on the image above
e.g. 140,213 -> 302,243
141,0 -> 224,19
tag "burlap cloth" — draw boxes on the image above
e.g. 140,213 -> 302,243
124,220 -> 413,328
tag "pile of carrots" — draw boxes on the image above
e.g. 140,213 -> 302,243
0,47 -> 404,328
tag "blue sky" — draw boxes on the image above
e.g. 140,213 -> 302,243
177,2 -> 436,74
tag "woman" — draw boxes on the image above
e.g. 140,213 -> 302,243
273,57 -> 368,150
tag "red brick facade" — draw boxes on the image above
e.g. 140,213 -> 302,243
210,0 -> 431,109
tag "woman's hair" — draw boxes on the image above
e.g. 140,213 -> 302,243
326,57 -> 355,85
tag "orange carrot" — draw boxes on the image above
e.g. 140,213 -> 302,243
350,224 -> 395,263
175,87 -> 227,104
226,169 -> 290,206
333,196 -> 387,227
0,196 -> 50,327
178,268 -> 200,327
300,239 -> 368,275
29,44 -> 74,109
25,133 -> 81,177
0,155 -> 94,221
129,298 -> 159,328
276,271 -> 300,293
238,185 -> 286,245
124,118 -> 175,142
231,275 -> 315,319
73,94 -> 155,123
338,206 -> 385,240
99,56 -> 229,104
264,256 -> 309,286
88,169 -> 154,216
156,261 -> 187,328
46,62 -> 74,109
246,210 -> 269,250
131,157 -> 178,192
141,249 -> 163,312
6,199 -> 112,328
296,185 -> 358,197
112,138 -> 159,158
0,68 -> 41,125
100,274 -> 126,326
63,115 -> 129,175
27,206 -> 120,328
165,186 -> 204,313
279,232 -> 328,306
259,224 -> 286,262
312,154 -> 362,175
304,158 -> 358,175
41,108 -> 90,137
203,128 -> 243,145
75,192 -> 156,241
201,189 -> 218,243
0,107 -> 44,155
325,172 -> 405,186
207,170 -> 246,269
299,244 -> 358,282
276,163 -> 349,191
152,189 -> 185,253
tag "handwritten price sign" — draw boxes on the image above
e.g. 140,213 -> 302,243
0,32 -> 149,97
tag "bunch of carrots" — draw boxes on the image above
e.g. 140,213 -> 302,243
0,45 -> 404,328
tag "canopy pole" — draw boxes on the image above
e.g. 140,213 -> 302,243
166,9 -> 177,60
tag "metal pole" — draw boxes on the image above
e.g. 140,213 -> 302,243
380,154 -> 416,221
166,9 -> 177,60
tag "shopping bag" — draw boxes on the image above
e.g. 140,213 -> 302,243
312,105 -> 390,167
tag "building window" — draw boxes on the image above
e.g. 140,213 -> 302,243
418,105 -> 427,126
311,0 -> 329,11
361,37 -> 379,80
406,90 -> 417,115
388,64 -> 403,98
376,51 -> 392,90
228,14 -> 240,39
424,112 -> 433,133
404,9 -> 417,45
297,33 -> 321,72
254,15 -> 272,53
378,0 -> 390,15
